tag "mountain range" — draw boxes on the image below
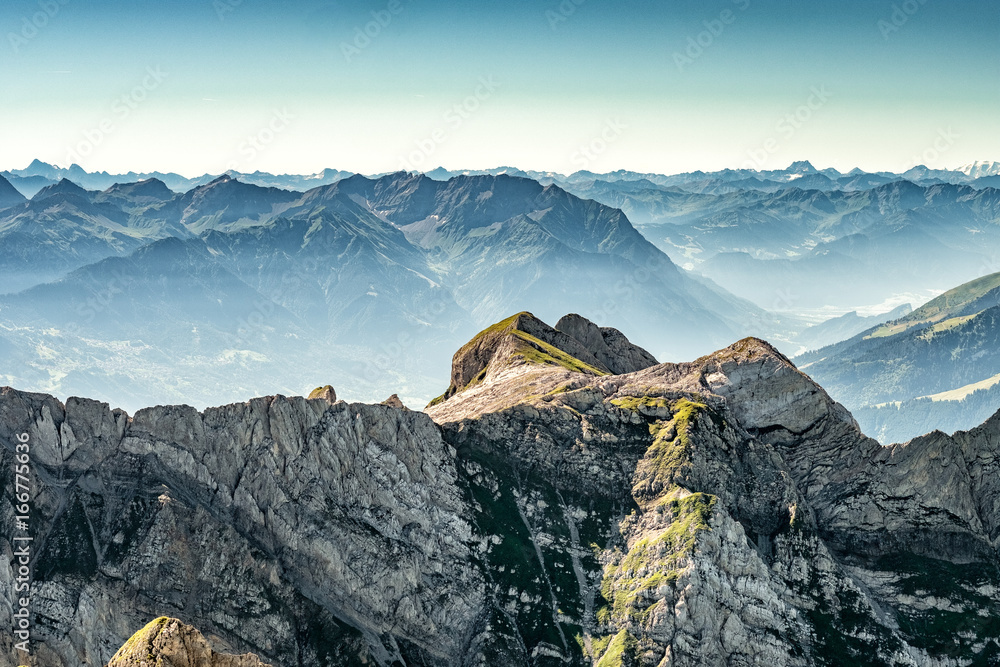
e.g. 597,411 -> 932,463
616,180 -> 1000,313
3,312 -> 999,666
7,159 -> 999,321
0,169 -> 783,413
7,159 -> 998,200
4,158 -> 1000,431
1,159 -> 356,197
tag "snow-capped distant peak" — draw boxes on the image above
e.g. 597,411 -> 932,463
959,161 -> 1000,178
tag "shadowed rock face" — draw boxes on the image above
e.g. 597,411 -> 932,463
0,392 -> 478,666
554,313 -> 659,375
2,313 -> 1000,666
107,617 -> 271,666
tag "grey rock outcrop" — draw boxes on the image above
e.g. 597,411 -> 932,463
437,311 -> 612,402
1,390 -> 483,666
555,313 -> 659,375
381,394 -> 407,410
107,617 -> 272,666
2,313 -> 1000,666
306,385 -> 337,403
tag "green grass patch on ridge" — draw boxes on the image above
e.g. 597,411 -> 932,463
595,628 -> 638,667
598,492 -> 717,627
510,330 -> 609,376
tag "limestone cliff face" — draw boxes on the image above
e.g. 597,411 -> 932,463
1,393 -> 482,666
2,313 -> 1000,666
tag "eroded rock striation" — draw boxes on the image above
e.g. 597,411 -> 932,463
2,312 -> 999,666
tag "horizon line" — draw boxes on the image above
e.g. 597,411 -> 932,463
3,158 -> 999,182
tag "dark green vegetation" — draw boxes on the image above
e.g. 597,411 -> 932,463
445,391 -> 726,666
874,554 -> 1000,659
855,387 -> 1000,445
803,585 -> 904,667
35,494 -> 99,580
599,493 -> 716,627
869,272 -> 1000,338
455,440 -> 617,665
593,629 -> 638,667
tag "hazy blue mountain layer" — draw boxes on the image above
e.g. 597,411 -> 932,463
0,172 -> 782,412
799,272 -> 1000,442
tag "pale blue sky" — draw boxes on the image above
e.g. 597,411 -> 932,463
1,0 -> 997,175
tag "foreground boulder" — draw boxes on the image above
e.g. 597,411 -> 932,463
107,617 -> 271,666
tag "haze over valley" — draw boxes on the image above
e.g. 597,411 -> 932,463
3,159 -> 998,417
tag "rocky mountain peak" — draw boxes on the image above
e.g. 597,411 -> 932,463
696,337 -> 857,438
107,617 -> 272,666
4,312 -> 1000,665
0,173 -> 27,209
554,312 -> 658,374
381,393 -> 407,409
102,177 -> 175,199
433,311 -> 613,405
31,177 -> 91,202
307,384 -> 337,403
787,159 -> 817,174
600,336 -> 856,446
